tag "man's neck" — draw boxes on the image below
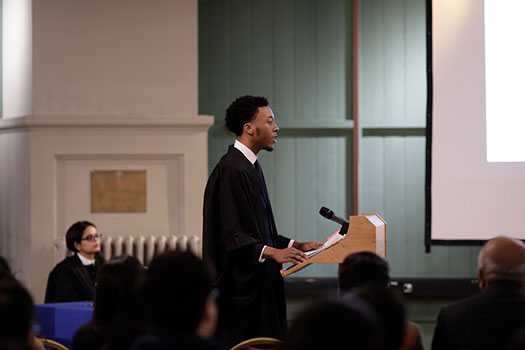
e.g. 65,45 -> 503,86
234,139 -> 258,164
236,136 -> 259,155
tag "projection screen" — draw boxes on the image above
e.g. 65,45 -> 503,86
427,0 -> 525,246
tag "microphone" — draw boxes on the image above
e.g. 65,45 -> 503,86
319,206 -> 350,236
319,207 -> 349,226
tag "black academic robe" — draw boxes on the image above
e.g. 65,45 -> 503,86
203,146 -> 290,348
44,253 -> 104,303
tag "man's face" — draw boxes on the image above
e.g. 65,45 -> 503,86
251,106 -> 279,152
74,225 -> 101,257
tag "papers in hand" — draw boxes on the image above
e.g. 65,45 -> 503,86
305,230 -> 344,259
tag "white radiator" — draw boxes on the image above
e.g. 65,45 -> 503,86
54,234 -> 201,265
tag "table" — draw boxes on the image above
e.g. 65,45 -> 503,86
35,302 -> 94,347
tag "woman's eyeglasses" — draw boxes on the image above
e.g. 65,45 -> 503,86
81,233 -> 102,241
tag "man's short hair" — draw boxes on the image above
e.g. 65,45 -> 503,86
66,221 -> 96,252
142,251 -> 213,334
338,252 -> 390,292
0,280 -> 34,349
225,95 -> 269,136
280,299 -> 382,350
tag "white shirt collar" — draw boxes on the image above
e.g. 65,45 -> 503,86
234,140 -> 257,165
77,252 -> 96,266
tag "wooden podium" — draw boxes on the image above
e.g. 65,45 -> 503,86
281,214 -> 386,277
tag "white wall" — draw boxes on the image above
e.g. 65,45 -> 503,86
32,0 -> 198,117
0,130 -> 31,285
2,0 -> 32,118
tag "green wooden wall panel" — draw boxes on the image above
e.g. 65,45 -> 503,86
200,0 -> 352,159
358,0 -> 479,278
359,0 -> 385,122
271,138 -> 296,237
316,0 -> 345,120
360,136 -> 385,216
383,0 -> 406,121
294,138 -> 318,238
382,137 -> 408,272
294,0 -> 317,120
404,136 -> 426,276
359,0 -> 426,127
206,0 -> 233,122
316,137 -> 347,220
252,1 -> 275,99
273,0 -> 295,119
360,133 -> 479,277
231,0 -> 253,98
404,0 -> 427,121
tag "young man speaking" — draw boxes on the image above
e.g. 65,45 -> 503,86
203,95 -> 321,348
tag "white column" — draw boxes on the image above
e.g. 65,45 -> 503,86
2,0 -> 32,118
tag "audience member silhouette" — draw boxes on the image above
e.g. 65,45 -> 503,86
339,252 -> 423,350
279,298 -> 383,350
0,279 -> 37,350
339,251 -> 390,291
132,251 -> 221,350
0,256 -> 44,350
350,284 -> 408,350
432,236 -> 525,350
507,327 -> 525,350
0,256 -> 16,282
45,221 -> 105,302
71,255 -> 147,350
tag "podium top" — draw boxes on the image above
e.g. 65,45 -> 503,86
281,213 -> 387,277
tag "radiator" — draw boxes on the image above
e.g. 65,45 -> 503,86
54,234 -> 201,266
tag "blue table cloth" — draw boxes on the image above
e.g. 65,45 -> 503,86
35,302 -> 94,347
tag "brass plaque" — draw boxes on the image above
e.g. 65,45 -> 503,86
91,170 -> 147,212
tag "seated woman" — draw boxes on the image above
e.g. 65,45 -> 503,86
71,255 -> 147,350
45,221 -> 105,303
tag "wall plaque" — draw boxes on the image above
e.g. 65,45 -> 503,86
91,170 -> 146,212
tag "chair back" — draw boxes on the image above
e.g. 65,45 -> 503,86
230,337 -> 281,350
39,338 -> 70,350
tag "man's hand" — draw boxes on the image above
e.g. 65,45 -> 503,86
293,241 -> 323,252
263,247 -> 307,264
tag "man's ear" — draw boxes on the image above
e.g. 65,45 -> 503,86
477,268 -> 485,291
244,122 -> 255,136
74,241 -> 81,252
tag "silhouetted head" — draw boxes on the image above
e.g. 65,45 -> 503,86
478,236 -> 525,289
350,284 -> 407,350
142,251 -> 216,337
280,298 -> 383,350
0,280 -> 34,350
338,252 -> 390,292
